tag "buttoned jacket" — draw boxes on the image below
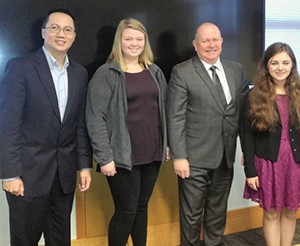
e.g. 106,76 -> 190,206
0,49 -> 92,197
167,56 -> 248,169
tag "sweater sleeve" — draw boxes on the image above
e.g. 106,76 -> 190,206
85,66 -> 114,166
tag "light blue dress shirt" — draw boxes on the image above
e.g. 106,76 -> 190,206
42,46 -> 69,121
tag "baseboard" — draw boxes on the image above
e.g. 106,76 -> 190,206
71,206 -> 300,245
224,205 -> 263,234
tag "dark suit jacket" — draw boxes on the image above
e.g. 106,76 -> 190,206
0,49 -> 92,197
240,91 -> 300,178
167,56 -> 247,169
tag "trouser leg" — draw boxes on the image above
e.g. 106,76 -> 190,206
107,167 -> 141,246
43,175 -> 74,246
131,162 -> 160,246
178,167 -> 208,246
203,158 -> 233,246
6,192 -> 48,246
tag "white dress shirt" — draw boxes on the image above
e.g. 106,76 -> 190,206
201,58 -> 232,104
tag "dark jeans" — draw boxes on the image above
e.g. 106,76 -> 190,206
106,161 -> 160,246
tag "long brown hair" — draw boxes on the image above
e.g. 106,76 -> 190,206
248,42 -> 300,131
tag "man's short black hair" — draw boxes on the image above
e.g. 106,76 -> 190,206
42,8 -> 76,29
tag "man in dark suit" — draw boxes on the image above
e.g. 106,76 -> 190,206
0,9 -> 92,246
167,22 -> 248,245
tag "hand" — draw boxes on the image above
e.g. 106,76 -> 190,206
101,161 -> 117,176
246,176 -> 259,191
2,178 -> 24,196
174,158 -> 190,179
166,147 -> 171,161
78,170 -> 92,192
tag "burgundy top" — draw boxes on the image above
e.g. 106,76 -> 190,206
125,70 -> 162,165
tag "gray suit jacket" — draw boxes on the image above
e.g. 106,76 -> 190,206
167,56 -> 247,169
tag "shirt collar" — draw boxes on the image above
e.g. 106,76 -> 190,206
200,58 -> 221,72
42,46 -> 69,70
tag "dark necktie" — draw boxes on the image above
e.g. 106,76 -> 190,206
210,66 -> 227,109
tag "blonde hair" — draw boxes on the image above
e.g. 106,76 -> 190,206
108,18 -> 153,71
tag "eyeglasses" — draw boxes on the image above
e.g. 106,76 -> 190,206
43,24 -> 75,36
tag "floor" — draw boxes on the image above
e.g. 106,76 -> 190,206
70,220 -> 300,246
200,219 -> 300,246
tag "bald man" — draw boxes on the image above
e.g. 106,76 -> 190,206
167,23 -> 248,245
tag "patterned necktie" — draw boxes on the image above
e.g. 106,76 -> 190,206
210,66 -> 227,109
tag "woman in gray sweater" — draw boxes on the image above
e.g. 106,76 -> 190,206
86,18 -> 169,246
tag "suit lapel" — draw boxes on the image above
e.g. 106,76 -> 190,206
34,50 -> 61,122
63,63 -> 77,124
192,57 -> 225,112
222,61 -> 236,107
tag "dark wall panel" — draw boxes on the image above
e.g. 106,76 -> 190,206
0,0 -> 263,80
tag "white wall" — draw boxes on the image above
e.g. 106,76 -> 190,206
228,139 -> 256,210
0,189 -> 10,246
